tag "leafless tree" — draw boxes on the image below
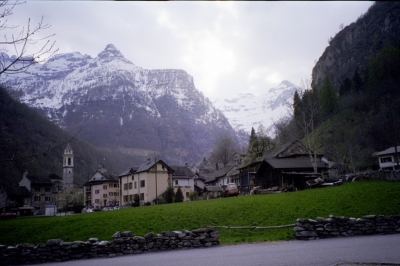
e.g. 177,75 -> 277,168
0,0 -> 58,77
293,79 -> 324,173
210,135 -> 237,168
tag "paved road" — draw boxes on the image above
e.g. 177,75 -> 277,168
32,234 -> 400,266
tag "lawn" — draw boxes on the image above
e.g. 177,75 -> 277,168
1,180 -> 399,246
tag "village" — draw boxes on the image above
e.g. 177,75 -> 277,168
1,139 -> 398,217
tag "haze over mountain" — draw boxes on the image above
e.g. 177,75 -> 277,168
212,80 -> 298,136
3,44 -> 238,164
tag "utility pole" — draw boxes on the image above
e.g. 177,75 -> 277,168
155,157 -> 158,205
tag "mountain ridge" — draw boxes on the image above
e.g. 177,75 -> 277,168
4,44 -> 237,164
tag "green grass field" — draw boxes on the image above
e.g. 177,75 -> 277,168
1,180 -> 399,246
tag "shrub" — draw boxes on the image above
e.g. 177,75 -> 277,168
175,187 -> 184,203
189,191 -> 198,201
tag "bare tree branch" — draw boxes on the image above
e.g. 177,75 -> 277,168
0,129 -> 81,164
0,0 -> 58,77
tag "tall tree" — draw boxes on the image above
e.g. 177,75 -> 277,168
320,76 -> 339,118
293,79 -> 322,173
210,135 -> 237,167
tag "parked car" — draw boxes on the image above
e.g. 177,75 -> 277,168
102,206 -> 114,211
222,183 -> 239,197
1,212 -> 18,218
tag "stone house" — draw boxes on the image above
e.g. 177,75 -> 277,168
0,185 -> 30,212
171,165 -> 195,201
18,170 -> 62,213
239,140 -> 329,193
119,159 -> 173,206
84,167 -> 119,208
373,145 -> 400,170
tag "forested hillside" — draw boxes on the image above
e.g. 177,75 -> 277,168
275,2 -> 400,174
0,87 -> 134,187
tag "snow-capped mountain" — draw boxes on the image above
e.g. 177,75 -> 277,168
3,44 -> 237,164
212,80 -> 298,136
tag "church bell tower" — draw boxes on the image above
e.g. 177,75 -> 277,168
63,143 -> 74,189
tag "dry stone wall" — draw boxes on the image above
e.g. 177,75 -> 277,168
0,228 -> 220,265
294,214 -> 400,240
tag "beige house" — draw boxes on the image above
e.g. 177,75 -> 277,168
84,167 -> 119,208
119,159 -> 173,206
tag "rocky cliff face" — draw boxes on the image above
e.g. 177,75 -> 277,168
3,44 -> 237,164
311,2 -> 400,91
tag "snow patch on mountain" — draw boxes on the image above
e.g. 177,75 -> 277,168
212,80 -> 298,135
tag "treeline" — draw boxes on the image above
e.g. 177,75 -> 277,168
275,44 -> 400,174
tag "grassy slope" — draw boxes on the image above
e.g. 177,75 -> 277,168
1,181 -> 399,246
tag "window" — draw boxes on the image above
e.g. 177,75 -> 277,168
129,195 -> 133,201
34,195 -> 40,201
132,176 -> 134,181
95,199 -> 100,203
68,158 -> 71,165
123,196 -> 128,202
114,184 -> 118,188
109,192 -> 113,196
175,180 -> 178,185
129,182 -> 133,189
134,181 -> 137,189
140,193 -> 144,201
140,180 -> 145,188
124,184 -> 128,190
103,194 -> 107,198
186,192 -> 189,198
45,196 -> 51,202
380,157 -> 392,163
114,192 -> 119,196
103,185 -> 107,189
95,190 -> 99,194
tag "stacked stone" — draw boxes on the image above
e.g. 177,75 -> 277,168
294,214 -> 400,240
0,228 -> 220,265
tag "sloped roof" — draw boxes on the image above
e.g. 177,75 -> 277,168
3,186 -> 30,196
226,166 -> 240,177
171,165 -> 195,178
65,143 -> 72,151
118,166 -> 139,177
265,157 -> 327,169
264,140 -> 310,158
136,159 -> 173,174
204,165 -> 234,183
373,146 -> 400,156
26,175 -> 53,184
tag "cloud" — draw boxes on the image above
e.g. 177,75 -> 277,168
4,1 -> 374,100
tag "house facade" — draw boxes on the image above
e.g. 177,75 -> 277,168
373,146 -> 400,170
119,159 -> 173,206
171,165 -> 195,201
84,167 -> 119,208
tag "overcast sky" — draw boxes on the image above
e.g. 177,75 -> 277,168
6,1 -> 374,100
